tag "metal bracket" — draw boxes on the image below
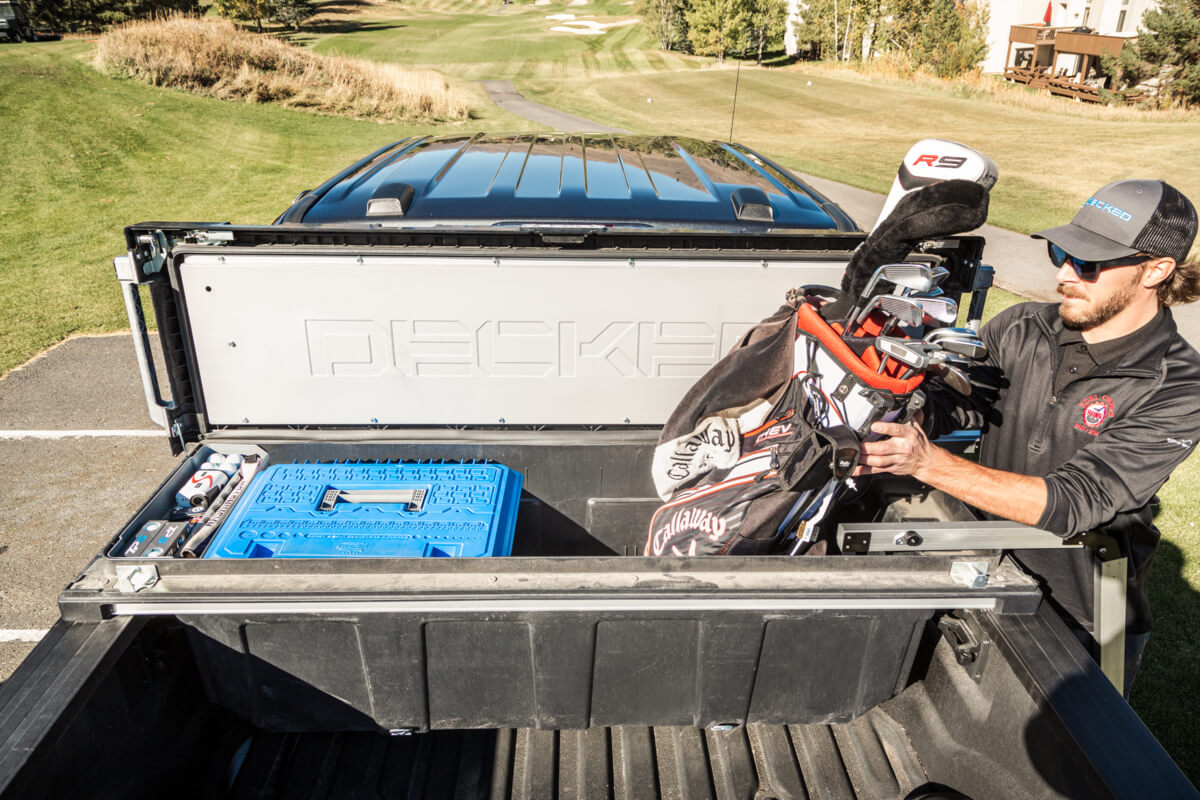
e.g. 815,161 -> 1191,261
838,521 -> 1080,554
966,264 -> 994,331
950,560 -> 990,588
1094,555 -> 1128,693
115,564 -> 159,594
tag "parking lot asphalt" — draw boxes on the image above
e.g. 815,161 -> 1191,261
0,335 -> 178,683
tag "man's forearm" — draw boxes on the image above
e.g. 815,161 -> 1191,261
857,420 -> 1049,528
912,446 -> 1048,527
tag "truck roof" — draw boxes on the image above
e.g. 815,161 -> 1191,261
282,133 -> 858,232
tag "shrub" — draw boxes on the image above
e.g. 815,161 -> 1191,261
94,15 -> 471,122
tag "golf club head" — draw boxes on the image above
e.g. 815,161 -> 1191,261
936,338 -> 988,359
855,294 -> 925,329
925,326 -> 978,343
863,263 -> 933,298
932,363 -> 972,395
929,265 -> 951,287
928,350 -> 972,368
875,336 -> 929,371
915,296 -> 958,326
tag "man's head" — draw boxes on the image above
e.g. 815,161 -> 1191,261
1033,180 -> 1199,331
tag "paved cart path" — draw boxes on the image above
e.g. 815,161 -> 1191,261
481,81 -> 1200,346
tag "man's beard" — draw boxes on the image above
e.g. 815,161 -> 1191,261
1058,268 -> 1143,330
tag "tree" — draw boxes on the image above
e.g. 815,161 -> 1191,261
272,0 -> 316,32
1103,0 -> 1200,107
792,0 -> 835,59
887,0 -> 988,77
213,0 -> 274,32
745,0 -> 788,64
637,0 -> 690,51
24,0 -> 200,32
686,0 -> 751,61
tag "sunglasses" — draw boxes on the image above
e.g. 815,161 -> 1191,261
1047,242 -> 1149,281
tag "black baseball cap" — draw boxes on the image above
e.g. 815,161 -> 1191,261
1033,180 -> 1197,263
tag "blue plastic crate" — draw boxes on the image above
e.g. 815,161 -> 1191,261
203,460 -> 523,559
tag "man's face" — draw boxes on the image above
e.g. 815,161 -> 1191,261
1055,258 -> 1146,330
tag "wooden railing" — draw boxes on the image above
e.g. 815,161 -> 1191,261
1004,66 -> 1105,102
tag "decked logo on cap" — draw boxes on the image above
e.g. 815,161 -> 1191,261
1083,197 -> 1133,222
1076,394 -> 1116,435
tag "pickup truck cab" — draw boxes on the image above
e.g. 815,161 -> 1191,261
1,134 -> 1195,799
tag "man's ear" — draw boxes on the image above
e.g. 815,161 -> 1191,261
1143,256 -> 1177,289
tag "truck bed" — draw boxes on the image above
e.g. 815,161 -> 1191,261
4,606 -> 1193,800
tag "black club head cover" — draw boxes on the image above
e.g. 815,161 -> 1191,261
841,180 -> 990,298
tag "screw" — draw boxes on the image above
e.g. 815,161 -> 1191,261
624,417 -> 631,424
628,258 -> 636,267
242,418 -> 250,424
228,341 -> 236,348
498,418 -> 506,424
370,417 -> 379,424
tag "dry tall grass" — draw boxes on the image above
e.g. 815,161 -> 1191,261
802,55 -> 1198,122
95,15 -> 470,122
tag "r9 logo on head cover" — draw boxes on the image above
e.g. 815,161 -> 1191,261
913,154 -> 969,169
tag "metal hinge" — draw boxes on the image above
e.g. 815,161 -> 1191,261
188,228 -> 235,244
134,231 -> 170,276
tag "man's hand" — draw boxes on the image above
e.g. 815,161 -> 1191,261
854,419 -> 1049,527
857,421 -> 932,478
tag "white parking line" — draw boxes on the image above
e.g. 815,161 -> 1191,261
0,430 -> 162,440
0,630 -> 48,643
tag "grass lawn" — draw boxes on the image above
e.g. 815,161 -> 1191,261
1,6 -> 1198,782
0,40 -> 537,374
517,66 -> 1200,236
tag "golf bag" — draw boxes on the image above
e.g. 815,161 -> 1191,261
646,295 -> 927,557
645,175 -> 993,558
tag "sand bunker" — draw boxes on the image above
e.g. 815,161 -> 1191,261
545,12 -> 575,19
550,18 -> 638,34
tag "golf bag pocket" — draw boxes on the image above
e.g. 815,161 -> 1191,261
646,475 -> 807,556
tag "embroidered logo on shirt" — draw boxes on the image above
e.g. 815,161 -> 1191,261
1075,394 -> 1116,435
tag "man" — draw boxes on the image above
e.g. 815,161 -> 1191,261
858,179 -> 1200,689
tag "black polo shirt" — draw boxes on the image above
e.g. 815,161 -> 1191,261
1052,309 -> 1165,396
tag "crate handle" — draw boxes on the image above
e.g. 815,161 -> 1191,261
318,488 -> 427,512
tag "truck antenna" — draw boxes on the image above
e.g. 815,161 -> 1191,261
728,56 -> 742,144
